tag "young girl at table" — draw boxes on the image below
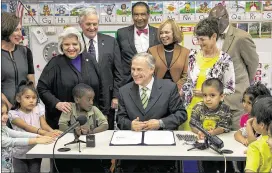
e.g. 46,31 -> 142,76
1,99 -> 54,173
8,81 -> 62,173
245,96 -> 272,173
234,82 -> 271,146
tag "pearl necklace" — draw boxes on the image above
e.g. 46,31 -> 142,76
164,49 -> 174,52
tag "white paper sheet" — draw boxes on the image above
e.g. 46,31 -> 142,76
143,131 -> 175,145
110,131 -> 142,145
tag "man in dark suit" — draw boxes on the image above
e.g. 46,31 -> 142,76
117,2 -> 160,84
79,8 -> 123,130
117,53 -> 187,172
209,5 -> 259,130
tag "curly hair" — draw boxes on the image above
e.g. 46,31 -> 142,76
1,12 -> 20,42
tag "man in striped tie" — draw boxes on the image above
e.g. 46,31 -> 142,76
117,52 -> 187,172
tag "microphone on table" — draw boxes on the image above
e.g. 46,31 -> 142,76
189,118 -> 224,154
58,115 -> 87,139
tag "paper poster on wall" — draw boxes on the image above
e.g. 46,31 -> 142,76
262,1 -> 272,20
163,1 -> 180,21
249,22 -> 260,38
179,1 -> 196,22
245,1 -> 262,20
116,3 -> 131,24
8,1 -> 16,13
148,2 -> 163,23
255,52 -> 272,92
261,22 -> 272,38
55,4 -> 70,25
69,3 -> 99,24
100,3 -> 116,24
228,1 -> 246,21
22,4 -> 39,25
39,4 -> 54,25
237,23 -> 249,32
211,1 -> 228,8
195,1 -> 212,21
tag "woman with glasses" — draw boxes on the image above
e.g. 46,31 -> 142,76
180,18 -> 235,131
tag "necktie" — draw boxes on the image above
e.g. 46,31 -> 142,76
141,87 -> 148,109
136,28 -> 148,36
88,39 -> 96,61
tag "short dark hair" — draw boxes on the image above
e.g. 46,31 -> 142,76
1,12 -> 20,42
194,17 -> 220,41
72,83 -> 94,100
243,82 -> 271,103
251,96 -> 272,129
132,1 -> 150,15
202,78 -> 224,94
269,122 -> 272,136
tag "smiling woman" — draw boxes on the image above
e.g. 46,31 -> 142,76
148,19 -> 189,93
1,12 -> 35,108
181,18 -> 235,131
37,27 -> 101,130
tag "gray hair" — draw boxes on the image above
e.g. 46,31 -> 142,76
58,27 -> 85,55
132,53 -> 155,69
78,7 -> 99,24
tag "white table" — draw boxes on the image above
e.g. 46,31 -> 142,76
27,130 -> 246,161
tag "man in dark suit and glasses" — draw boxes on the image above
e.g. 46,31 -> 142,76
79,8 -> 123,131
117,2 -> 160,84
117,53 -> 187,172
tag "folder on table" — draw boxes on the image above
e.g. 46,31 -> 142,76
109,130 -> 176,146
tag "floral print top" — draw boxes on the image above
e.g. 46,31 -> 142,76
182,49 -> 235,107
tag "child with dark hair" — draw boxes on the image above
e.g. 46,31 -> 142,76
58,83 -> 108,173
190,78 -> 232,139
1,99 -> 54,173
234,82 -> 271,146
59,83 -> 108,134
8,81 -> 61,173
245,96 -> 272,173
190,78 -> 233,173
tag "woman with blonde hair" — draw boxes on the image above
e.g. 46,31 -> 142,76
148,19 -> 189,92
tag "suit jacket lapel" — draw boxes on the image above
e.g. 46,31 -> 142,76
129,83 -> 145,115
97,33 -> 104,65
170,44 -> 181,67
157,44 -> 167,66
222,25 -> 235,53
128,25 -> 137,54
145,79 -> 162,115
149,25 -> 156,46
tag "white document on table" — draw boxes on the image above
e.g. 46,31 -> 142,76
110,130 -> 175,146
110,131 -> 142,145
143,131 -> 175,145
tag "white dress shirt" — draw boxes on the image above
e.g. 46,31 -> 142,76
216,25 -> 229,50
83,34 -> 99,62
134,25 -> 150,53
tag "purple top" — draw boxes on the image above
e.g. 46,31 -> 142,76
71,55 -> 81,72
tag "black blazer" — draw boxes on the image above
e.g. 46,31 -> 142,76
83,33 -> 123,116
117,25 -> 160,84
37,53 -> 100,129
117,78 -> 187,130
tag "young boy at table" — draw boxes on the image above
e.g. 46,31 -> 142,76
189,78 -> 233,173
245,96 -> 272,173
57,83 -> 108,173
